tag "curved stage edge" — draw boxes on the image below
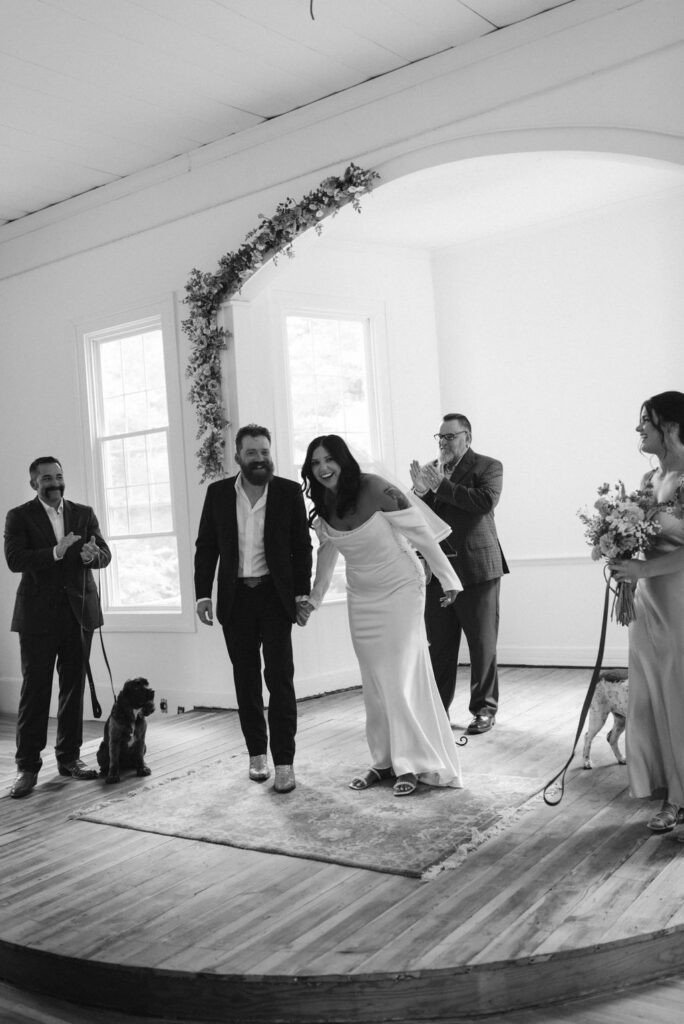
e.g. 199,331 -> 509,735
2,925 -> 684,1022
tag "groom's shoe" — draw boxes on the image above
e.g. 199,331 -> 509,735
467,712 -> 495,735
274,764 -> 296,793
57,759 -> 98,780
10,771 -> 38,799
249,755 -> 270,782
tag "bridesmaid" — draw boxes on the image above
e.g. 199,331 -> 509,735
609,391 -> 684,833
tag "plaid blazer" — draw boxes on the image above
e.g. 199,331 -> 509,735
419,448 -> 508,589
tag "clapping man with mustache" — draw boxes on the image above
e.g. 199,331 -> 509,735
194,425 -> 312,793
5,457 -> 111,798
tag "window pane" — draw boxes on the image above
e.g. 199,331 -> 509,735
99,331 -> 168,434
108,537 -> 181,609
286,312 -> 375,599
89,316 -> 183,619
286,314 -> 373,461
102,433 -> 172,539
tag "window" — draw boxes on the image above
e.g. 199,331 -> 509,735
283,309 -> 381,601
80,302 -> 193,629
285,313 -> 378,468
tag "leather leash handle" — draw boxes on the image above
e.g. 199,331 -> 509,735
542,578 -> 612,806
84,653 -> 102,719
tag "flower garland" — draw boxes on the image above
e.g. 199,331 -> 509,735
183,163 -> 380,481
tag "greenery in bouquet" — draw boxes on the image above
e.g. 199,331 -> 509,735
578,481 -> 661,624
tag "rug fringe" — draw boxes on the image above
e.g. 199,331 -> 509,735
420,793 -> 543,880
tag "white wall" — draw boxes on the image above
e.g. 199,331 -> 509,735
1,0 -> 683,715
432,188 -> 684,664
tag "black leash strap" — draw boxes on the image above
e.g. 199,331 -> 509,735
542,578 -> 612,806
82,635 -> 103,720
80,566 -> 115,720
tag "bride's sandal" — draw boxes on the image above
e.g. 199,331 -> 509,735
349,767 -> 392,791
393,773 -> 418,797
647,800 -> 684,833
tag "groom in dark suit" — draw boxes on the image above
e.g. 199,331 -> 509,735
5,457 -> 111,798
411,414 -> 508,735
194,424 -> 312,793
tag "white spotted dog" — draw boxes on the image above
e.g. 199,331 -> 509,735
582,669 -> 628,769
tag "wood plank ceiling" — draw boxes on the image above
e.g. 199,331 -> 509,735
0,0 -> 574,227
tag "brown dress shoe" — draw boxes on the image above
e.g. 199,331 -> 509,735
57,759 -> 98,780
10,771 -> 38,799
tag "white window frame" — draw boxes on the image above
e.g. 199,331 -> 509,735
76,296 -> 195,632
269,291 -> 392,480
268,290 -> 394,604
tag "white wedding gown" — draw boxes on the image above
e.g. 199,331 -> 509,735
309,507 -> 463,787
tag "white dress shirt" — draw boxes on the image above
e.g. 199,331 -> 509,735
39,496 -> 66,560
235,475 -> 269,578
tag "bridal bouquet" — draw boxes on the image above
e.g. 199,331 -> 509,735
578,481 -> 661,624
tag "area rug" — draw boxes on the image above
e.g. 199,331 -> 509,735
72,755 -> 542,879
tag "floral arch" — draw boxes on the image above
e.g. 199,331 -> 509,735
182,164 -> 379,481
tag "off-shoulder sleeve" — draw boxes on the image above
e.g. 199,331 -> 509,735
384,508 -> 462,593
308,519 -> 340,608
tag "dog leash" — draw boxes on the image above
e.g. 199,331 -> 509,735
80,564 -> 116,719
542,575 -> 612,806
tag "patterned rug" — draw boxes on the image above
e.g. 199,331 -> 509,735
73,755 -> 543,878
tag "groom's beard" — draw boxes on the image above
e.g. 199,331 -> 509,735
239,459 -> 274,485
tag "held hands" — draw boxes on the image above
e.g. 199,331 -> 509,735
80,535 -> 100,564
197,599 -> 214,626
296,599 -> 315,627
440,589 -> 459,608
608,558 -> 644,583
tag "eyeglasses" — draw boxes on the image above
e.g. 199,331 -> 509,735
434,432 -> 468,442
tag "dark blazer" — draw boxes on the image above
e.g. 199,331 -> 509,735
419,448 -> 508,589
194,475 -> 312,625
4,497 -> 112,634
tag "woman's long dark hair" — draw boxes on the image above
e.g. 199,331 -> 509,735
641,391 -> 684,449
301,435 -> 362,524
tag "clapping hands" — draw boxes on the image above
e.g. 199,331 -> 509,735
410,460 -> 442,493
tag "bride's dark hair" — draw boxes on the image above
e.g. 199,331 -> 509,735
642,391 -> 684,448
301,435 -> 362,523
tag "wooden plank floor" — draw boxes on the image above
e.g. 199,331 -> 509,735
2,667 -> 684,1023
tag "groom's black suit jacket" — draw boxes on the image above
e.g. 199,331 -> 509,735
194,475 -> 312,624
4,496 -> 111,635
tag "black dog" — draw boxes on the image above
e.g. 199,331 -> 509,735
97,677 -> 155,784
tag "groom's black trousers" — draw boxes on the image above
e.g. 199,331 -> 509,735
425,576 -> 501,717
222,578 -> 296,765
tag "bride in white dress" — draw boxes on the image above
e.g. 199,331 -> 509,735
299,435 -> 463,796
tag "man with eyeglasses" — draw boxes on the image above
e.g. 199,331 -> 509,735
410,414 -> 508,735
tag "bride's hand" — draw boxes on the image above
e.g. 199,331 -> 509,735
440,590 -> 459,607
296,600 -> 315,626
608,558 -> 643,583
